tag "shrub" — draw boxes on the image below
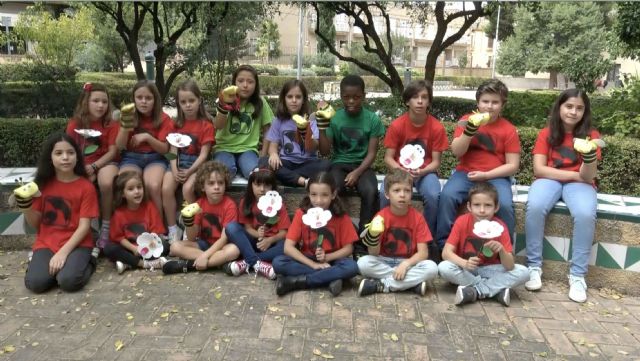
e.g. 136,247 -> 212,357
252,64 -> 279,75
276,68 -> 317,77
0,118 -> 67,166
312,66 -> 335,76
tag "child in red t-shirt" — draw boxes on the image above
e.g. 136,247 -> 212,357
162,161 -> 239,274
115,80 -> 173,222
222,168 -> 290,279
436,79 -> 521,252
379,80 -> 448,240
19,132 -> 99,293
273,172 -> 359,296
162,80 -> 216,242
438,183 -> 528,306
103,171 -> 169,274
524,89 -> 602,303
66,82 -> 120,249
358,169 -> 438,296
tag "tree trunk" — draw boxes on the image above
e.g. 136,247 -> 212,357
424,45 -> 442,85
549,69 -> 558,89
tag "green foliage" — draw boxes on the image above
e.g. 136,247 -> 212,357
256,20 -> 281,62
316,3 -> 336,54
252,65 -> 279,76
483,2 -> 517,41
596,76 -> 640,138
615,2 -> 640,60
14,6 -> 94,67
0,118 -> 67,166
312,67 -> 335,76
457,53 -> 468,69
497,2 -> 614,90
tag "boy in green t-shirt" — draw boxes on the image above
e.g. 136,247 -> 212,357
318,75 -> 385,256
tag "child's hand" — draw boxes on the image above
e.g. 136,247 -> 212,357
315,101 -> 335,130
49,251 -> 68,276
85,164 -> 96,177
393,261 -> 410,280
217,86 -> 240,115
311,261 -> 331,270
176,170 -> 188,183
119,103 -> 136,129
484,240 -> 504,254
257,225 -> 266,239
344,170 -> 361,187
467,171 -> 488,182
13,181 -> 40,211
130,133 -> 149,147
194,254 -> 209,271
464,256 -> 480,271
315,247 -> 326,262
268,153 -> 282,170
256,236 -> 271,251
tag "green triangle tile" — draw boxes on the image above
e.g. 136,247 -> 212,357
624,246 -> 640,269
0,212 -> 21,235
567,237 -> 573,261
514,233 -> 526,255
596,244 -> 622,269
542,238 -> 565,262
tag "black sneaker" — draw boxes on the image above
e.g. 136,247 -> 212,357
494,288 -> 511,307
454,285 -> 478,305
162,260 -> 192,274
357,278 -> 384,297
328,279 -> 343,296
412,281 -> 427,296
221,262 -> 233,276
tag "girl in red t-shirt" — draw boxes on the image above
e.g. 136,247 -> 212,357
115,80 -> 173,222
103,171 -> 169,274
162,79 -> 215,242
524,89 -> 602,304
20,132 -> 99,293
66,82 -> 120,249
272,172 -> 359,296
223,168 -> 290,279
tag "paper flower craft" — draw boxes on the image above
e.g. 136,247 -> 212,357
473,220 -> 504,239
258,191 -> 283,218
166,133 -> 192,148
302,207 -> 332,229
573,137 -> 606,154
136,232 -> 164,259
399,144 -> 425,170
74,129 -> 102,138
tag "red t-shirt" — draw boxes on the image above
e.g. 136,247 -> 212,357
32,177 -> 99,252
110,201 -> 166,244
66,118 -> 119,165
238,198 -> 291,238
446,213 -> 512,266
454,116 -> 521,172
171,119 -> 215,156
374,206 -> 432,258
286,209 -> 358,257
194,195 -> 238,245
125,112 -> 173,153
532,127 -> 602,173
384,113 -> 448,170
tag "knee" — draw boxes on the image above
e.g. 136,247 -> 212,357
146,180 -> 162,194
416,260 -> 438,277
272,255 -> 288,272
572,208 -> 596,223
225,222 -> 243,235
357,255 -> 375,270
98,179 -> 113,194
24,275 -> 52,294
437,260 -> 459,279
511,264 -> 530,283
58,273 -> 88,292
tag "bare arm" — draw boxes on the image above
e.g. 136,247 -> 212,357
284,239 -> 319,268
23,208 -> 42,229
353,137 -> 380,175
325,243 -> 354,263
450,132 -> 473,158
533,154 -> 582,182
318,130 -> 332,156
115,127 -> 131,151
482,152 -> 520,179
214,112 -> 228,130
57,218 -> 92,255
187,143 -> 212,176
578,159 -> 598,183
403,242 -> 429,267
94,144 -> 117,168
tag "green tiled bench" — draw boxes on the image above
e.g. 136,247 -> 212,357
2,167 -> 640,293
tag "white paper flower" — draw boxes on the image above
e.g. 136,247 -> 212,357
136,232 -> 164,259
398,144 -> 425,170
257,191 -> 283,218
167,133 -> 192,148
74,129 -> 102,138
302,207 -> 332,229
472,220 -> 504,239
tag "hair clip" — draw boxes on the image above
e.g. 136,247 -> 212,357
83,82 -> 92,92
250,167 -> 272,176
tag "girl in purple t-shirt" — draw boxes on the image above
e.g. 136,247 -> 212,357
265,80 -> 330,187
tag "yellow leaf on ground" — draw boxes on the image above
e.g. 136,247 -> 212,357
313,348 -> 322,356
115,340 -> 124,351
276,347 -> 283,352
214,291 -> 222,300
320,353 -> 335,359
3,345 -> 15,353
413,322 -> 424,328
390,333 -> 399,341
501,341 -> 510,347
160,312 -> 170,318
618,350 -> 629,355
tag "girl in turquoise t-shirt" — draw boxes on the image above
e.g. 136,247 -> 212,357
213,65 -> 274,179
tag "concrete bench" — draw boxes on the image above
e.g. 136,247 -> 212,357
2,167 -> 640,294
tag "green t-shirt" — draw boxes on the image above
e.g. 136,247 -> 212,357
214,96 -> 273,154
326,108 -> 385,164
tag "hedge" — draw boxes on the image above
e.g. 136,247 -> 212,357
1,117 -> 639,196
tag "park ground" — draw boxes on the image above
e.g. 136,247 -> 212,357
0,250 -> 639,361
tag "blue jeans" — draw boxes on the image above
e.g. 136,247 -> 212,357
435,171 -> 515,249
438,260 -> 529,298
178,154 -> 198,170
212,150 -> 258,179
330,163 -> 379,232
273,158 -> 331,187
120,151 -> 168,171
272,255 -> 358,288
24,248 -> 95,293
379,172 -> 441,233
225,222 -> 284,266
525,179 -> 597,277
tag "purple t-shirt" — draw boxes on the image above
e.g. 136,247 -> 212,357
265,116 -> 320,163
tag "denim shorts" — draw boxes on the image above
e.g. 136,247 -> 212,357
178,154 -> 198,170
120,151 -> 168,171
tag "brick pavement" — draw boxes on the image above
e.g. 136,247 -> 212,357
0,250 -> 639,361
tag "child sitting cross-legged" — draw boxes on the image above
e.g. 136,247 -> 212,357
357,168 -> 438,296
438,182 -> 528,306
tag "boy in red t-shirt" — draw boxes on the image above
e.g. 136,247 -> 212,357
436,79 -> 521,252
357,169 -> 438,296
438,183 -> 528,306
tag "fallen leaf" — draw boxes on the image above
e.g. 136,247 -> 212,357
223,311 -> 231,316
390,333 -> 399,342
578,338 -> 586,346
214,291 -> 222,300
290,313 -> 297,319
500,340 -> 510,347
320,353 -> 334,359
268,306 -> 281,312
334,344 -> 340,348
334,301 -> 342,307
413,322 -> 424,328
589,352 -> 599,357
3,345 -> 15,353
129,331 -> 136,337
115,340 -> 124,351
31,342 -> 39,347
160,312 -> 170,318
321,328 -> 328,333
126,313 -> 134,321
617,350 -> 629,355
276,347 -> 283,352
536,351 -> 548,358
313,349 -> 322,356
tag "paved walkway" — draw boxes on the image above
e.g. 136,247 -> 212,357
0,250 -> 639,361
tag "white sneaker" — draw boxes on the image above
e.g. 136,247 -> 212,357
568,275 -> 588,303
254,260 -> 276,280
116,261 -> 130,274
525,267 -> 542,291
143,257 -> 168,271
